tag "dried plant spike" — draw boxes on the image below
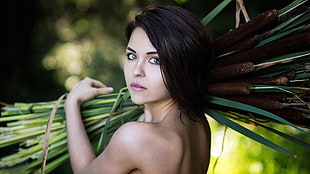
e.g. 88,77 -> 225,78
247,93 -> 288,102
236,76 -> 289,86
206,82 -> 251,96
214,31 -> 310,67
214,9 -> 279,55
225,96 -> 285,110
217,35 -> 261,57
271,108 -> 309,122
282,71 -> 296,80
209,62 -> 255,81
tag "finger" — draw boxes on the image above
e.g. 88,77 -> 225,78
95,87 -> 114,95
86,78 -> 106,88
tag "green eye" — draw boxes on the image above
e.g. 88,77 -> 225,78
149,57 -> 160,65
127,53 -> 137,60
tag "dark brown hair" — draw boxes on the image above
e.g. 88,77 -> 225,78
126,5 -> 213,120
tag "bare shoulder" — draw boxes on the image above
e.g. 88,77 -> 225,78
109,121 -> 152,149
105,121 -> 156,155
112,121 -> 174,152
112,121 -> 181,172
82,122 -> 154,173
84,121 -> 184,173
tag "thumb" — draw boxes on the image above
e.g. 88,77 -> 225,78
96,87 -> 114,95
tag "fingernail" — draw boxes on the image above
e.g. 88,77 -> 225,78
106,87 -> 113,93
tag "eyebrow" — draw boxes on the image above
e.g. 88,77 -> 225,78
127,47 -> 158,55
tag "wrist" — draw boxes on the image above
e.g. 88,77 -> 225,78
65,94 -> 82,109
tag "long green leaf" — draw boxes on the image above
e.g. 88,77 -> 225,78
206,109 -> 296,157
251,85 -> 310,93
282,10 -> 310,31
96,87 -> 132,153
255,26 -> 301,47
255,50 -> 310,68
201,0 -> 233,26
253,121 -> 310,148
295,72 -> 310,80
278,0 -> 308,16
208,96 -> 308,134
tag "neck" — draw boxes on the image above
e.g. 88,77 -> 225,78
143,99 -> 179,123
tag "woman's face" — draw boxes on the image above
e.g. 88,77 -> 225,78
124,27 -> 171,105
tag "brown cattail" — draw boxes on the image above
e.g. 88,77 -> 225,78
206,82 -> 251,96
225,96 -> 284,110
271,108 -> 308,121
214,31 -> 310,67
209,62 -> 255,81
234,76 -> 289,86
247,93 -> 288,102
217,35 -> 261,57
289,107 -> 310,114
282,70 -> 296,80
214,9 -> 279,55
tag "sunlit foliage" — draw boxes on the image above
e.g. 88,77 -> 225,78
207,118 -> 310,174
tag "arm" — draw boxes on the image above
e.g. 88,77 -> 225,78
64,77 -> 113,174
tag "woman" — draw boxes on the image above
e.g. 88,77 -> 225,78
65,5 -> 213,174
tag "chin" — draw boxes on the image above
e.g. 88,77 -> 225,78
130,96 -> 146,105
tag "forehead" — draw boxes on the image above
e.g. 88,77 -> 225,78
127,27 -> 157,52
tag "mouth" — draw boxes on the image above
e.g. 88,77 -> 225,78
130,82 -> 147,91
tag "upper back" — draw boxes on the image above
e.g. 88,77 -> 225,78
93,116 -> 211,174
186,119 -> 211,173
131,117 -> 211,174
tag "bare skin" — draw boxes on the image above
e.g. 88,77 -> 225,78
65,27 -> 211,174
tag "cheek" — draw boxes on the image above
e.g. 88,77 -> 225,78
155,76 -> 166,89
123,62 -> 131,84
151,70 -> 170,95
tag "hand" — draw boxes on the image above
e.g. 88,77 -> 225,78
64,77 -> 113,170
66,77 -> 113,105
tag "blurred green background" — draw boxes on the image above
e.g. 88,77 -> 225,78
4,0 -> 309,173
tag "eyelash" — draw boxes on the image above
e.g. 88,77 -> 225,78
149,57 -> 160,65
126,53 -> 160,65
127,53 -> 137,60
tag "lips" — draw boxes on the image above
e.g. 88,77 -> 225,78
130,82 -> 147,91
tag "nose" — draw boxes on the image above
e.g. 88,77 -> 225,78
133,61 -> 145,77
